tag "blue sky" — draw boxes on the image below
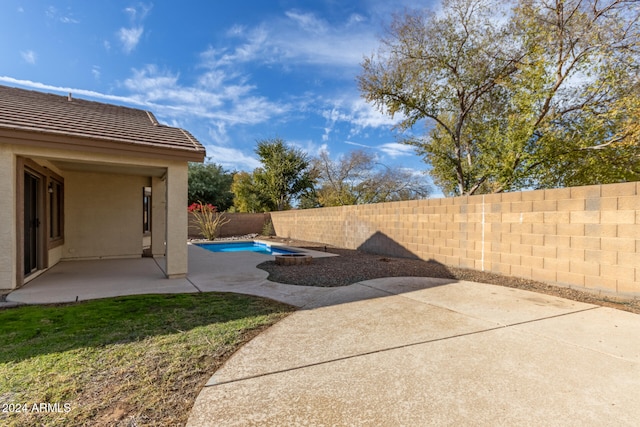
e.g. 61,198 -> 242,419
1,0 -> 437,187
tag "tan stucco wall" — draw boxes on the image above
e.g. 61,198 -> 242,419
0,145 -> 17,288
0,139 -> 192,288
63,171 -> 148,260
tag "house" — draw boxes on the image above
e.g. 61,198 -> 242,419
0,85 -> 206,289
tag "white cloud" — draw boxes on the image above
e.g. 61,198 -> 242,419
91,66 -> 101,80
379,142 -> 416,157
20,50 -> 37,65
0,76 -> 149,106
46,6 -> 80,24
118,26 -> 143,54
116,3 -> 152,54
204,9 -> 378,72
203,145 -> 261,171
344,140 -> 373,149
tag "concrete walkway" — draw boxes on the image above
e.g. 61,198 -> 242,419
6,245 -> 640,425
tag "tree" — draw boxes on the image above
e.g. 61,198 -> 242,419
188,162 -> 234,211
252,138 -> 315,211
312,150 -> 430,206
230,171 -> 272,213
358,0 -> 640,196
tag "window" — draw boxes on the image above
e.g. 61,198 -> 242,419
143,187 -> 151,233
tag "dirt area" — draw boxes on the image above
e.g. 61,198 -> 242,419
259,236 -> 640,315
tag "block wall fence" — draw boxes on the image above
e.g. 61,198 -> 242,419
270,182 -> 640,297
188,212 -> 271,239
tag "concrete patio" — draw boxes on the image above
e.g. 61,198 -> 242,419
5,244 -> 640,425
6,243 -> 336,307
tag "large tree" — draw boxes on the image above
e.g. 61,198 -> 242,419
358,0 -> 639,196
188,162 -> 234,211
230,171 -> 272,213
232,138 -> 315,211
312,150 -> 430,206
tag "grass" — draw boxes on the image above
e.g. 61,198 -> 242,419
0,292 -> 294,426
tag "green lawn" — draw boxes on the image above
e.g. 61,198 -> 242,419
0,293 -> 293,426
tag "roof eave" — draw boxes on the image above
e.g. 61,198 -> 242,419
0,128 -> 206,163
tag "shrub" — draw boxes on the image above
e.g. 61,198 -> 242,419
188,202 -> 230,240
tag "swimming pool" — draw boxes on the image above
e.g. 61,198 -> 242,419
196,241 -> 299,255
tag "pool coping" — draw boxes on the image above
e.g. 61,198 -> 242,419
189,239 -> 339,259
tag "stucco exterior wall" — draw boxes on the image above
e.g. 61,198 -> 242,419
0,145 -> 16,288
63,171 -> 148,260
0,139 -> 192,288
270,182 -> 640,297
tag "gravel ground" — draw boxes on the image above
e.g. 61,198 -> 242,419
258,237 -> 640,315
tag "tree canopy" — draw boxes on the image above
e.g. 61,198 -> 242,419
358,0 -> 640,196
231,138 -> 315,211
187,162 -> 234,211
312,150 -> 430,206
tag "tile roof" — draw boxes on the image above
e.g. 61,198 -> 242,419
0,85 -> 205,159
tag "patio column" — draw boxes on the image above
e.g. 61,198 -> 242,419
151,176 -> 166,257
164,163 -> 188,278
0,149 -> 17,288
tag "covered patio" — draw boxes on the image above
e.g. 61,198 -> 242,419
6,245 -> 335,307
0,85 -> 206,290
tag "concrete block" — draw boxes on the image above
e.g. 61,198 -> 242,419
558,198 -> 586,211
601,210 -> 636,225
570,185 -> 601,199
557,223 -> 585,237
601,264 -> 635,283
557,271 -> 585,287
511,243 -> 532,257
544,187 -> 571,201
584,275 -> 617,292
584,250 -> 617,265
618,252 -> 640,267
533,199 -> 557,212
557,247 -> 585,262
511,264 -> 532,279
510,223 -> 533,235
491,262 -> 511,276
544,211 -> 570,224
532,244 -> 558,258
570,236 -> 601,251
501,192 -> 522,203
532,223 -> 557,235
510,201 -> 533,213
601,237 -> 636,252
617,224 -> 640,239
617,279 -> 640,295
601,182 -> 637,197
531,267 -> 557,282
501,252 -> 521,266
570,211 -> 600,224
521,255 -> 544,269
521,233 -> 544,246
521,189 -> 546,201
585,198 -> 601,211
584,224 -> 617,238
570,260 -> 600,277
599,197 -> 618,211
544,257 -> 570,273
617,196 -> 640,211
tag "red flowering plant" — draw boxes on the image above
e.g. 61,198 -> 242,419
188,201 -> 230,240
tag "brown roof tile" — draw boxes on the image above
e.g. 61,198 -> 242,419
0,85 -> 205,159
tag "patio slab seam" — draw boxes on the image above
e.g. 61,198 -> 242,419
205,305 -> 603,388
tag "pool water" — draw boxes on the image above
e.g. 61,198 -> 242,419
196,241 -> 298,255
